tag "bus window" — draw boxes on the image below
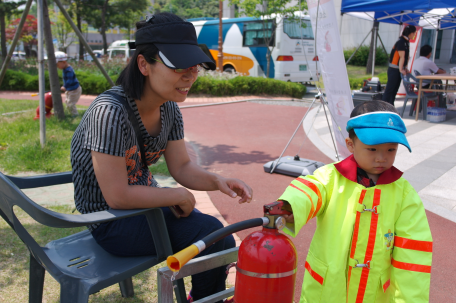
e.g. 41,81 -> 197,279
283,19 -> 314,39
243,21 -> 275,47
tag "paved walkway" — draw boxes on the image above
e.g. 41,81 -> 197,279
304,96 -> 456,223
3,91 -> 456,300
0,90 -> 299,107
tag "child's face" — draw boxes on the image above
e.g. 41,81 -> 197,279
56,61 -> 66,69
345,137 -> 398,176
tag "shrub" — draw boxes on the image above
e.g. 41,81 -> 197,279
189,75 -> 306,98
0,69 -> 306,98
344,45 -> 388,66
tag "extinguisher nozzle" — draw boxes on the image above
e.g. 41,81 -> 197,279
166,244 -> 200,272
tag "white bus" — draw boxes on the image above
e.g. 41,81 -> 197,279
190,13 -> 317,83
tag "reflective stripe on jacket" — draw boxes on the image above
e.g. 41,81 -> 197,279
279,155 -> 432,303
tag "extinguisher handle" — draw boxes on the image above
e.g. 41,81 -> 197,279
264,201 -> 292,216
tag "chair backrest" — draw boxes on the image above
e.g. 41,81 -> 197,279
401,73 -> 418,97
0,172 -> 69,277
0,172 -> 79,228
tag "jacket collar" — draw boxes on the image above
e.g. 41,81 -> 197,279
334,154 -> 403,185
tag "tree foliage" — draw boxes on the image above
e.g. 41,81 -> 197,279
152,0 -> 219,19
0,0 -> 27,59
5,14 -> 37,45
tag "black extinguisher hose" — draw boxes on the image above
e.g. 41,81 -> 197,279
167,217 -> 268,272
203,217 -> 266,247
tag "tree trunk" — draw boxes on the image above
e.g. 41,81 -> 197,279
0,8 -> 6,62
43,0 -> 65,119
266,49 -> 270,78
77,11 -> 83,60
366,23 -> 376,75
101,0 -> 109,55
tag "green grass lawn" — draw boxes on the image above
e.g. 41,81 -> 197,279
0,99 -> 170,176
346,65 -> 388,79
315,65 -> 389,89
0,205 -> 191,302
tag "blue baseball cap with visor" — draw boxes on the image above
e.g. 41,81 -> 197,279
346,112 -> 412,152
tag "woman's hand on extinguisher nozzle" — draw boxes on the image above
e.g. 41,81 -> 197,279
283,214 -> 295,223
216,177 -> 253,203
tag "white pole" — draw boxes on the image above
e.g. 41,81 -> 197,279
339,13 -> 343,35
432,20 -> 440,61
37,0 -> 46,147
372,21 -> 378,78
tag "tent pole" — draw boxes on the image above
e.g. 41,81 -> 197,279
339,13 -> 343,35
0,0 -> 33,88
372,21 -> 379,77
53,0 -> 114,86
346,28 -> 373,65
377,32 -> 389,60
432,20 -> 440,61
37,0 -> 46,147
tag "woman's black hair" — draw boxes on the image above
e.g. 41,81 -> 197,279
116,12 -> 184,100
348,101 -> 398,140
402,25 -> 417,37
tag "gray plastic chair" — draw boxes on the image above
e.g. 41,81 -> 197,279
400,73 -> 439,120
0,171 -> 186,303
414,70 -> 444,107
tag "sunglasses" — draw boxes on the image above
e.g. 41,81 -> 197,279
151,57 -> 202,73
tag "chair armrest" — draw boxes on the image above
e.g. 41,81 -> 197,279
18,203 -> 162,228
6,172 -> 72,189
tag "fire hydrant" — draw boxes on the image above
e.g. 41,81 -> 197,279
34,92 -> 53,120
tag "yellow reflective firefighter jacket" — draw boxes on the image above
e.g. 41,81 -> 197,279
278,155 -> 432,303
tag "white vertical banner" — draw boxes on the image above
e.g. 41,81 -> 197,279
307,0 -> 353,159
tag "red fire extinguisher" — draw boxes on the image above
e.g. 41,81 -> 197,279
167,201 -> 297,303
34,92 -> 54,120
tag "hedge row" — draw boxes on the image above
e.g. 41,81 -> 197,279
0,69 -> 306,98
343,45 -> 389,66
192,76 -> 306,98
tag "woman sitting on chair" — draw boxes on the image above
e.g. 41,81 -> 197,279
70,12 -> 252,303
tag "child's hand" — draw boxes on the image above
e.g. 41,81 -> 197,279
283,214 -> 294,223
60,86 -> 66,92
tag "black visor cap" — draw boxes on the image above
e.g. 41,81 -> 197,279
134,21 -> 216,70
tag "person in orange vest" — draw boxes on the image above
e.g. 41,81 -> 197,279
278,100 -> 432,302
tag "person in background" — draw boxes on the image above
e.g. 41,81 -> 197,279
414,45 -> 446,82
55,51 -> 82,117
382,25 -> 417,106
414,45 -> 446,107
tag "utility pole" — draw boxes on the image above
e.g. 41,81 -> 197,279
37,0 -> 46,147
218,0 -> 223,73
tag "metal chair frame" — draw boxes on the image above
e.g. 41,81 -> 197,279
400,73 -> 439,120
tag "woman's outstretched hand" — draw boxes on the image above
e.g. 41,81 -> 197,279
216,177 -> 253,203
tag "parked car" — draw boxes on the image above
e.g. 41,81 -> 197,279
107,40 -> 134,62
11,51 -> 26,61
83,50 -> 103,61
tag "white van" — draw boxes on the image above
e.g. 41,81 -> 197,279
107,40 -> 135,62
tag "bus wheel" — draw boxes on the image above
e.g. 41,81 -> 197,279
224,66 -> 236,73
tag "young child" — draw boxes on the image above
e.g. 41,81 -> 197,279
55,51 -> 82,117
278,101 -> 432,302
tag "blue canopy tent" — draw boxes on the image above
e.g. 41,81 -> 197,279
340,0 -> 455,74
